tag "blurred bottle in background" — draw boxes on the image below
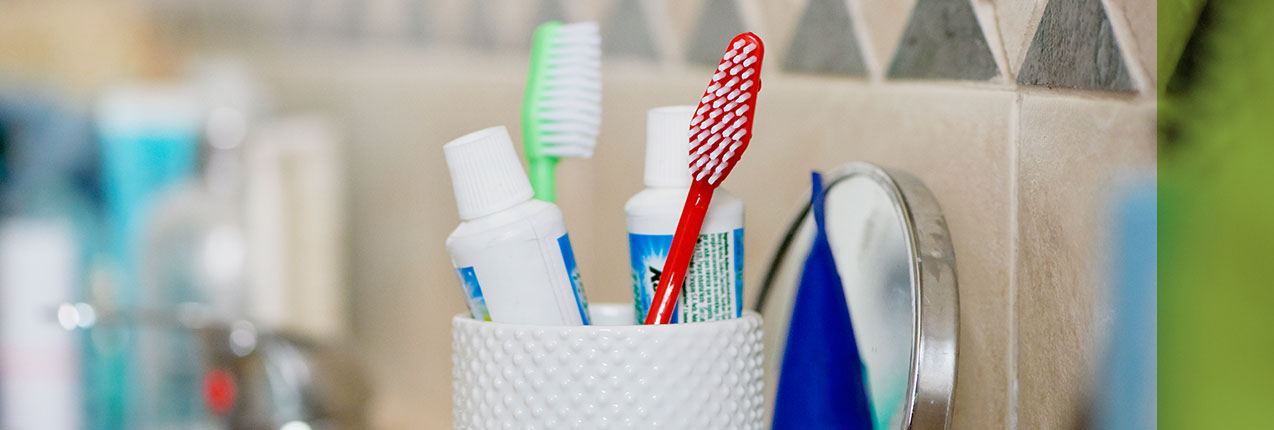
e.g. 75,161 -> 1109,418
0,89 -> 98,430
245,115 -> 348,342
132,59 -> 266,428
127,59 -> 353,428
95,81 -> 203,429
0,220 -> 84,430
1,1 -> 360,425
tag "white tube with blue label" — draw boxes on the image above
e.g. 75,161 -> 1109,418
626,106 -> 744,324
443,126 -> 590,325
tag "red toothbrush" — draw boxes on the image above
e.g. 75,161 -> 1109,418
644,32 -> 764,325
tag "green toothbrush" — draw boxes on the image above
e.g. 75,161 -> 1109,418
522,21 -> 602,202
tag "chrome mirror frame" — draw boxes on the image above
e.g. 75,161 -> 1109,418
756,162 -> 959,429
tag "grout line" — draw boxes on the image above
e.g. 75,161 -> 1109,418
258,44 -> 1145,105
1013,84 -> 1142,102
845,0 -> 882,84
1014,0 -> 1051,81
736,0 -> 765,37
645,0 -> 682,67
871,78 -> 1025,94
1098,0 -> 1154,99
969,0 -> 1013,86
1007,92 -> 1022,430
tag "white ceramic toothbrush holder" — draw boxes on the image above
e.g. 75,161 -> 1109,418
451,303 -> 765,429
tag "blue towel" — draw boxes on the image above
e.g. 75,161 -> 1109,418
773,172 -> 874,429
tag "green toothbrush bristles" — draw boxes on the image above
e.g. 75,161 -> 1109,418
523,21 -> 602,202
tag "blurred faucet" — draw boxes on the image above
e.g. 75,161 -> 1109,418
58,302 -> 369,430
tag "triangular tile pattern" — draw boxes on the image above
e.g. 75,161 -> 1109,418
523,0 -> 572,49
465,0 -> 498,49
685,0 -> 748,66
782,0 -> 867,76
603,0 -> 659,60
887,0 -> 999,80
288,0 -> 312,41
341,0 -> 366,41
406,0 -> 432,43
1017,0 -> 1134,91
533,0 -> 570,26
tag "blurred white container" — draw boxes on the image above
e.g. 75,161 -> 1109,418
0,219 -> 82,430
245,115 -> 348,341
451,303 -> 765,429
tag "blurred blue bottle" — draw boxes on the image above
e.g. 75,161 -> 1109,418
0,88 -> 99,430
133,61 -> 266,428
94,83 -> 202,430
1093,180 -> 1156,430
773,172 -> 874,429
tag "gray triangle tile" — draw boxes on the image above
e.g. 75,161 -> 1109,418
887,0 -> 999,80
534,0 -> 570,25
343,0 -> 367,41
685,0 -> 748,66
465,0 -> 498,49
288,0 -> 311,41
782,0 -> 867,76
524,0 -> 572,49
406,0 -> 432,43
603,0 -> 659,60
1017,0 -> 1134,92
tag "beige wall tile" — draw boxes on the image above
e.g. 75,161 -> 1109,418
857,0 -> 918,76
811,82 -> 1017,430
260,53 -> 534,429
989,0 -> 1048,78
753,0 -> 805,66
1015,94 -> 1155,430
492,0 -> 539,48
719,78 -> 838,300
1104,0 -> 1157,87
428,0 -> 468,45
340,84 -> 519,430
580,70 -> 702,304
623,0 -> 686,64
562,0 -> 612,22
260,55 -> 799,427
363,0 -> 405,41
581,68 -> 824,309
256,28 -> 1156,428
662,0 -> 708,60
573,75 -> 1024,430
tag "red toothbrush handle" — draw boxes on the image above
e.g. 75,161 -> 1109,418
645,182 -> 716,325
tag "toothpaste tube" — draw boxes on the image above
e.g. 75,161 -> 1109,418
443,126 -> 590,325
625,106 -> 744,323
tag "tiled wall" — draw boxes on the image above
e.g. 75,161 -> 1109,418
213,0 -> 1156,428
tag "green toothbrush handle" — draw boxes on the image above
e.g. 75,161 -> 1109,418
528,156 -> 559,203
523,21 -> 563,203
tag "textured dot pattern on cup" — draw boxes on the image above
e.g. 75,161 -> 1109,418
452,309 -> 765,429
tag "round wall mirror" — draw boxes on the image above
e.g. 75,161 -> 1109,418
756,162 -> 959,429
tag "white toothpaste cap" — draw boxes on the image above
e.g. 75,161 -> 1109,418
444,126 -> 534,220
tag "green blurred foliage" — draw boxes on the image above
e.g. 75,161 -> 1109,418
1159,0 -> 1274,428
1157,0 -> 1205,96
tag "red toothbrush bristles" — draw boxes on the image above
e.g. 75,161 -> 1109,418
644,33 -> 764,326
688,32 -> 763,186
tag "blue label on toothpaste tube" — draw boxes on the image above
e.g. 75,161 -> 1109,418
455,267 -> 491,321
629,228 -> 743,323
557,234 -> 591,325
628,233 -> 679,324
